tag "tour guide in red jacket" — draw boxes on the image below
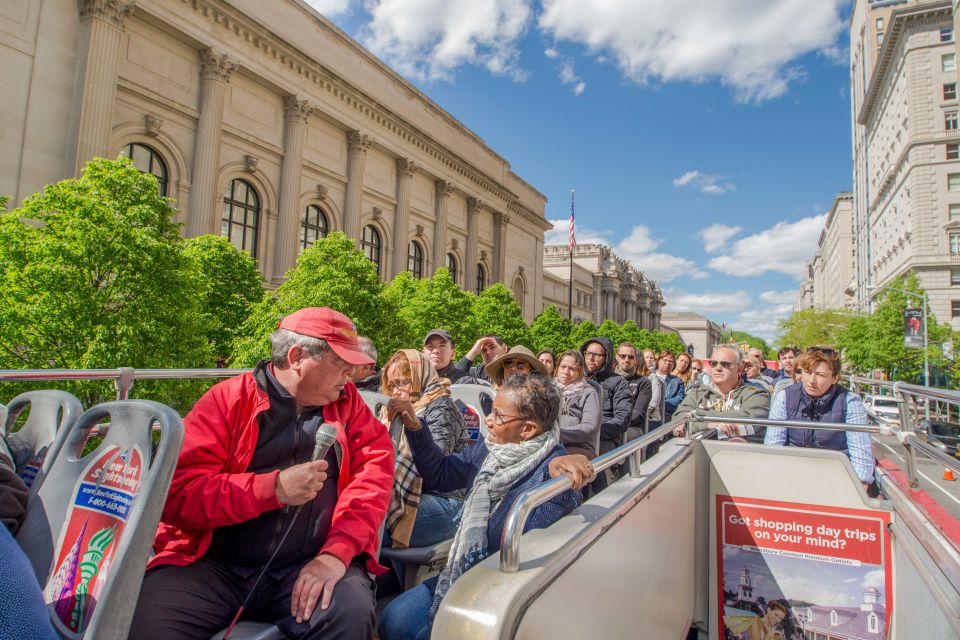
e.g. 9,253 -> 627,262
130,308 -> 394,640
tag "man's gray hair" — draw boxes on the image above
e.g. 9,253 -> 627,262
270,328 -> 329,368
357,335 -> 377,364
714,343 -> 743,364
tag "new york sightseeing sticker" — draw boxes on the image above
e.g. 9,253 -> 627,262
46,445 -> 143,637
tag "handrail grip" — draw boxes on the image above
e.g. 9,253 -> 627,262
903,433 -> 960,476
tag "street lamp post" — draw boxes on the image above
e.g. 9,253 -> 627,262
867,283 -> 930,416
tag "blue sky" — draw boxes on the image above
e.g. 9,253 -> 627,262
308,0 -> 853,343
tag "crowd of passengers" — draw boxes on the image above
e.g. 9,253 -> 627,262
0,307 -> 877,640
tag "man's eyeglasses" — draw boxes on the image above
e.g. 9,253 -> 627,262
708,360 -> 736,370
503,359 -> 530,371
490,408 -> 528,426
584,351 -> 605,360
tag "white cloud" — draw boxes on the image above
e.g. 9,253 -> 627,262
558,61 -> 586,95
573,81 -> 586,95
544,47 -> 559,59
304,0 -> 352,16
538,0 -> 846,103
359,0 -> 532,82
759,290 -> 797,305
729,301 -> 795,342
698,224 -> 742,253
663,288 -> 752,315
708,214 -> 827,280
545,218 -> 609,245
614,225 -> 708,282
672,170 -> 735,195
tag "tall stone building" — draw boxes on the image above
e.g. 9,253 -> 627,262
542,244 -> 664,330
850,0 -> 960,327
796,193 -> 855,310
1,0 -> 551,321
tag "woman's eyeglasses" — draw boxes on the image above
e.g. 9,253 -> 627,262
490,408 -> 528,426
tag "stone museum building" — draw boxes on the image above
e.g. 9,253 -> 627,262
1,0 -> 553,321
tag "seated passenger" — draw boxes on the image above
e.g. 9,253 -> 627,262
765,347 -> 876,490
655,351 -> 686,423
484,345 -> 548,388
381,349 -> 468,548
555,350 -> 602,458
350,335 -> 381,392
743,355 -> 774,394
378,374 -> 587,640
672,352 -> 694,388
454,334 -> 509,383
422,329 -> 478,385
537,349 -> 557,376
673,344 -> 770,440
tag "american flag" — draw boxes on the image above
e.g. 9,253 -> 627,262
568,189 -> 576,250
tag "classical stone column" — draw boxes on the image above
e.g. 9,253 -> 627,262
186,48 -> 237,237
493,212 -> 510,282
271,95 -> 314,284
391,158 -> 417,278
592,274 -> 602,323
73,0 -> 134,174
433,180 -> 453,276
344,130 -> 372,244
465,198 -> 482,292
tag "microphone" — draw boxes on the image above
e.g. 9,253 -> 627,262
312,422 -> 339,462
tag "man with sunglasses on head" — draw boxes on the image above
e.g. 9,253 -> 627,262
765,347 -> 876,493
673,344 -> 770,441
579,337 -> 634,456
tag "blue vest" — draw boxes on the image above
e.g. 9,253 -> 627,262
783,382 -> 848,452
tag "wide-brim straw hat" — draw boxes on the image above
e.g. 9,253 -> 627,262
484,345 -> 548,386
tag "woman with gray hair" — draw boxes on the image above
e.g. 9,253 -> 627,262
379,374 -> 589,640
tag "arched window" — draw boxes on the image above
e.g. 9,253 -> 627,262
300,204 -> 329,253
868,612 -> 879,633
512,276 -> 525,307
122,142 -> 168,196
407,241 -> 424,278
447,253 -> 459,284
361,225 -> 382,276
475,263 -> 486,295
221,179 -> 260,257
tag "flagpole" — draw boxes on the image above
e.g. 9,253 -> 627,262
568,189 -> 575,320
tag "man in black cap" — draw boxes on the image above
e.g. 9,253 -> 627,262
423,329 -> 478,384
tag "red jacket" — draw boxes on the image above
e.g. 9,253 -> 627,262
148,370 -> 394,574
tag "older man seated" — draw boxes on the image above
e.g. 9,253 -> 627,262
673,344 -> 770,440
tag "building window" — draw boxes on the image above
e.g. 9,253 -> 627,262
876,18 -> 883,30
942,26 -> 955,42
876,31 -> 883,45
361,225 -> 382,276
953,300 -> 960,318
952,204 -> 960,221
944,54 -> 956,73
949,144 -> 960,160
946,83 -> 957,101
407,241 -> 424,278
447,253 -> 458,284
950,174 -> 960,191
946,111 -> 958,131
952,268 -> 960,285
300,204 -> 329,253
122,142 -> 168,197
951,232 -> 960,254
221,179 -> 260,257
475,264 -> 486,295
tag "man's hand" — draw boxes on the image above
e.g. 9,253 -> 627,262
465,337 -> 490,361
275,460 -> 328,506
549,454 -> 595,490
291,553 -> 346,623
386,398 -> 419,429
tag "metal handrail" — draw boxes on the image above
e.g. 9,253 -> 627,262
894,380 -> 960,404
0,367 -> 249,400
692,413 -> 884,434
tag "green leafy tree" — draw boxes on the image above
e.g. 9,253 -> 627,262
650,331 -> 686,355
230,232 -> 405,366
529,305 -> 575,353
776,308 -> 853,349
471,284 -> 531,348
570,320 -> 598,348
184,235 -> 264,364
383,268 -> 478,356
595,319 -> 624,348
620,321 -> 655,352
0,157 -> 212,406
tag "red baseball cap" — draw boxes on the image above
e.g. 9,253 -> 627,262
277,307 -> 374,366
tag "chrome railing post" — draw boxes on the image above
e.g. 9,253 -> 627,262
893,381 -> 920,489
115,367 -> 135,400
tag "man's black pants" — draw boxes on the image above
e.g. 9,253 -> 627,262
128,557 -> 376,640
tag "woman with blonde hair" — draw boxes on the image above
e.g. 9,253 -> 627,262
381,349 -> 468,547
672,352 -> 693,385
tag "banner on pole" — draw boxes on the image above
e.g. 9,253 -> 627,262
904,309 -> 923,348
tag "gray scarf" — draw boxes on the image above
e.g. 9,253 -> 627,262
429,424 -> 560,617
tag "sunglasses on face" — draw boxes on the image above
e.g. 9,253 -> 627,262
503,360 -> 530,371
708,360 -> 736,370
617,353 -> 636,360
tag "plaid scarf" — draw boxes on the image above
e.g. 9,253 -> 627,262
429,424 -> 559,617
382,349 -> 450,547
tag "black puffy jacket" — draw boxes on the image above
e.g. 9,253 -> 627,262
580,337 -> 635,448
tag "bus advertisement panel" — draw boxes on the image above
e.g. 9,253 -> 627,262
716,495 -> 892,640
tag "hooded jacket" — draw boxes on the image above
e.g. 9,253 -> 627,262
675,380 -> 770,439
580,337 -> 634,448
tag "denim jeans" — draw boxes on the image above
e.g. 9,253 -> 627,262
377,576 -> 438,640
1,525 -> 57,640
408,494 -> 462,547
